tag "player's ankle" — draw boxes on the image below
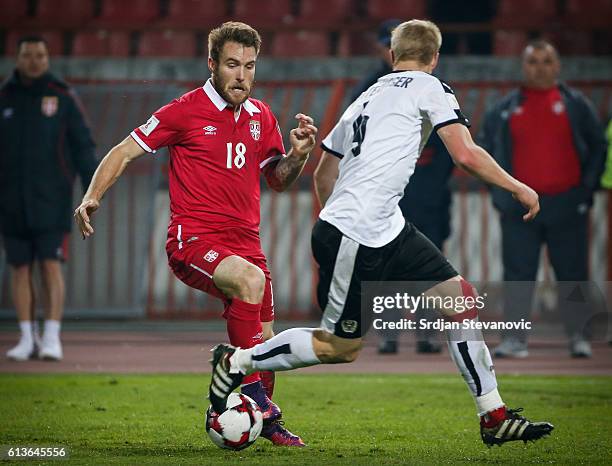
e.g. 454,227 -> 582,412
480,406 -> 507,428
231,347 -> 253,374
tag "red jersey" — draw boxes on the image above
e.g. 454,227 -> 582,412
131,80 -> 285,250
510,87 -> 581,195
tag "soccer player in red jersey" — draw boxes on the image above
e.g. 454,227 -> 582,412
74,22 -> 317,447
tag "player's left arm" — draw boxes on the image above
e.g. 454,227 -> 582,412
263,113 -> 317,192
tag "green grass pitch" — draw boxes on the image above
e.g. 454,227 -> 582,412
1,374 -> 611,465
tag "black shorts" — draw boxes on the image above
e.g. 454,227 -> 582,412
311,219 -> 457,339
2,231 -> 68,266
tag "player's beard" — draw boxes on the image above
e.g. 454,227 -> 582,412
212,72 -> 252,107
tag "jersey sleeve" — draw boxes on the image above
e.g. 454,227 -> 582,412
258,106 -> 286,170
320,116 -> 349,159
421,79 -> 471,131
130,99 -> 184,153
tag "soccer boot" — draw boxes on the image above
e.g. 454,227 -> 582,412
241,380 -> 282,423
209,344 -> 245,413
261,420 -> 306,447
6,336 -> 35,361
480,406 -> 554,447
39,336 -> 63,361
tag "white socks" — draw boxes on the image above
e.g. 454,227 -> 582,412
19,321 -> 33,345
233,328 -> 320,374
43,320 -> 61,341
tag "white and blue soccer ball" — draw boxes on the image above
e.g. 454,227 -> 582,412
205,393 -> 263,451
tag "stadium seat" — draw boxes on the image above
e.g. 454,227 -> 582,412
271,31 -> 330,57
72,30 -> 130,57
495,0 -> 557,27
158,0 -> 227,28
138,30 -> 197,57
233,0 -> 294,26
366,0 -> 427,21
5,30 -> 64,56
94,0 -> 160,27
26,0 -> 95,28
0,0 -> 29,27
493,30 -> 528,56
565,0 -> 612,27
297,0 -> 354,26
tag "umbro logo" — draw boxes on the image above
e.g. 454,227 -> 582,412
203,125 -> 217,135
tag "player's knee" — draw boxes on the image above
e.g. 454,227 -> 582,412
235,264 -> 265,303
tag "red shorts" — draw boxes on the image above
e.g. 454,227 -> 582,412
166,225 -> 275,322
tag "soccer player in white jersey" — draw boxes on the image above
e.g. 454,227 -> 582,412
208,20 -> 554,447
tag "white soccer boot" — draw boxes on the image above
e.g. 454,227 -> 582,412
6,336 -> 35,361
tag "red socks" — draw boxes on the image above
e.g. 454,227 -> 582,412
224,298 -> 264,385
480,406 -> 507,428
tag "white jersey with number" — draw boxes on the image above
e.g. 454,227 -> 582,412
319,70 -> 470,248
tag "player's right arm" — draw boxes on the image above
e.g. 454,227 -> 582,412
437,123 -> 539,221
313,151 -> 340,208
74,136 -> 146,238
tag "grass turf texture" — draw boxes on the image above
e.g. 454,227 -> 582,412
1,374 -> 610,465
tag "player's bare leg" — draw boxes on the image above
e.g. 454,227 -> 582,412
6,264 -> 36,361
211,256 -> 304,446
425,276 -> 554,446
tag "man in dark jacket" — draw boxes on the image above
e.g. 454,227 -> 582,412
479,40 -> 606,358
0,36 -> 96,361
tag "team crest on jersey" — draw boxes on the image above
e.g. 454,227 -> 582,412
41,96 -> 58,117
249,120 -> 261,141
204,250 -> 219,263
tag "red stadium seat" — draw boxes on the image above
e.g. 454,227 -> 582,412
5,30 -> 64,56
234,0 -> 294,26
367,0 -> 427,21
298,0 -> 354,25
271,31 -> 330,57
158,0 -> 226,28
495,0 -> 557,27
565,0 -> 612,27
27,0 -> 95,28
138,30 -> 197,57
94,0 -> 160,27
72,30 -> 130,57
0,0 -> 29,27
493,30 -> 528,56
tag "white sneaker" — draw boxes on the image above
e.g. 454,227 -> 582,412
6,337 -> 35,361
493,337 -> 529,358
39,337 -> 63,361
570,337 -> 592,358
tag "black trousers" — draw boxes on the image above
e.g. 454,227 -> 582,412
501,203 -> 590,340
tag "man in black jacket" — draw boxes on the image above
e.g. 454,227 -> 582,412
0,36 -> 96,361
479,40 -> 606,358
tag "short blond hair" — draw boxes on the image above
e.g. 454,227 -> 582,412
390,20 -> 442,65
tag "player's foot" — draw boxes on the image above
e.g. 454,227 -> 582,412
209,344 -> 245,413
241,380 -> 282,423
493,337 -> 528,358
378,339 -> 398,354
261,420 -> 306,447
416,339 -> 442,354
480,406 -> 554,447
569,336 -> 592,358
39,336 -> 63,361
6,337 -> 35,361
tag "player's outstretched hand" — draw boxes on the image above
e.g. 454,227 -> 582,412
74,198 -> 100,239
290,113 -> 318,158
513,184 -> 540,221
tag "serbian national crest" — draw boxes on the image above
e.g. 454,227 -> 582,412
41,96 -> 58,117
249,119 -> 261,141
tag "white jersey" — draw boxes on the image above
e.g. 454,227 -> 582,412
320,70 -> 469,247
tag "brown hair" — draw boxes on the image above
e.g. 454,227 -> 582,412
390,20 -> 442,65
208,21 -> 262,62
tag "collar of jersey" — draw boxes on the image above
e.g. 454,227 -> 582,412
203,79 -> 261,116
